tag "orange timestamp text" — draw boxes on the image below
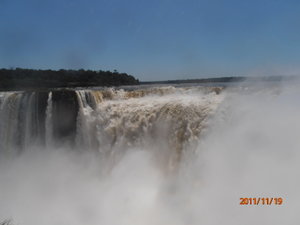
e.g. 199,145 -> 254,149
240,197 -> 283,205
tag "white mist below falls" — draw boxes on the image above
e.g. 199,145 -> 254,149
0,84 -> 299,225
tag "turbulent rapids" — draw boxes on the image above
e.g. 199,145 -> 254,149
1,83 -> 300,225
0,86 -> 223,168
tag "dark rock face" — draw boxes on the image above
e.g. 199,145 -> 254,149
52,91 -> 79,144
32,91 -> 49,145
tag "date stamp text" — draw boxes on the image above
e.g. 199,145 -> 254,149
240,197 -> 283,205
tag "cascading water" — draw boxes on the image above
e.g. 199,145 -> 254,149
1,83 -> 299,225
0,91 -> 49,154
45,92 -> 53,148
0,86 -> 223,166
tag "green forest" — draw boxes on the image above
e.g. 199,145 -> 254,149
0,68 -> 139,90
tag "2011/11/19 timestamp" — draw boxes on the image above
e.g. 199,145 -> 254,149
240,198 -> 283,205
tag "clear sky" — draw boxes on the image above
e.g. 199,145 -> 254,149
1,0 -> 300,81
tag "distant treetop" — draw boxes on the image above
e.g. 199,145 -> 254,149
0,68 -> 139,91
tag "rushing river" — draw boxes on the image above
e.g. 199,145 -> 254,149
0,82 -> 299,225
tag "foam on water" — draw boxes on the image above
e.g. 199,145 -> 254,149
0,83 -> 299,225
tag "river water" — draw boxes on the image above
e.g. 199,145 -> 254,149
0,82 -> 299,225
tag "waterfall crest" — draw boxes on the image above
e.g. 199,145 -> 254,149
0,86 -> 223,165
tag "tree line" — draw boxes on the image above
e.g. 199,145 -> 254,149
0,68 -> 140,91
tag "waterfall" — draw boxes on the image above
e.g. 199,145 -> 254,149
75,90 -> 97,150
1,83 -> 299,225
0,92 -> 49,154
45,92 -> 53,148
0,86 -> 223,163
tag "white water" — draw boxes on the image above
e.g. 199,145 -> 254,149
0,83 -> 299,225
45,92 -> 53,148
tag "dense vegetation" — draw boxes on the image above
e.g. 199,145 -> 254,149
0,68 -> 139,90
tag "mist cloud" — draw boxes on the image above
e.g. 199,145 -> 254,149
0,82 -> 299,224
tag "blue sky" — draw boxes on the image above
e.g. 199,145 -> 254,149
0,0 -> 300,81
